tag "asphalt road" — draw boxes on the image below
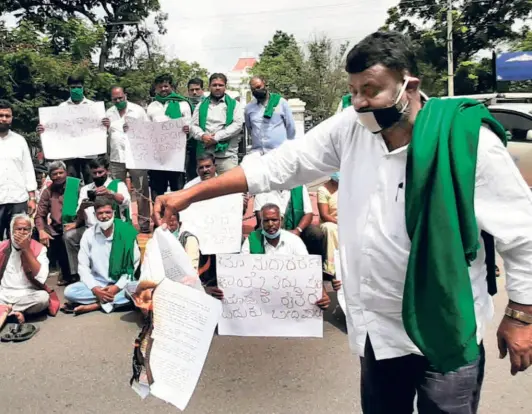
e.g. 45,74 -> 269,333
0,271 -> 531,414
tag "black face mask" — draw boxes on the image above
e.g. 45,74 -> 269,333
252,89 -> 267,100
93,175 -> 107,187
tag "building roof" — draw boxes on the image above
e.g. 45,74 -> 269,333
232,57 -> 257,72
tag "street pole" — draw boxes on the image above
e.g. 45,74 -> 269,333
447,0 -> 454,96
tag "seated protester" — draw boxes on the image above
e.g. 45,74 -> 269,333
63,195 -> 140,315
208,203 -> 331,310
0,214 -> 50,325
317,173 -> 340,275
63,155 -> 131,284
253,185 -> 326,262
140,211 -> 200,283
35,161 -> 80,286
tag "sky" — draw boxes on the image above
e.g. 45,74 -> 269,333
157,0 -> 399,72
1,0 -> 400,73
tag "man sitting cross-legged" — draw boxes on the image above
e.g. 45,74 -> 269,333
63,195 -> 140,315
207,203 -> 331,310
0,214 -> 50,324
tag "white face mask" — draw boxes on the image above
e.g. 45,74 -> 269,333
98,218 -> 114,231
356,77 -> 412,134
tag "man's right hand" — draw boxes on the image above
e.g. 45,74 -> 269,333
36,124 -> 45,135
63,223 -> 77,232
153,191 -> 192,227
92,287 -> 115,303
204,286 -> 224,300
39,230 -> 53,247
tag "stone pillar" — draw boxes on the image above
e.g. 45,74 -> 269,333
288,98 -> 307,139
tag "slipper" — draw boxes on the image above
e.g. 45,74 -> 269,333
60,302 -> 77,315
1,323 -> 20,342
57,280 -> 70,286
11,324 -> 39,343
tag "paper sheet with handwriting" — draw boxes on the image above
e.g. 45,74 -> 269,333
125,118 -> 187,171
334,250 -> 346,314
39,102 -> 106,159
180,194 -> 243,254
216,254 -> 323,338
149,278 -> 222,411
139,228 -> 200,289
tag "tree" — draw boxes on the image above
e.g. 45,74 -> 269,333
0,0 -> 168,71
383,0 -> 532,95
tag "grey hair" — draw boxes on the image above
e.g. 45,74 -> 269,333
260,203 -> 281,219
48,160 -> 67,175
10,213 -> 33,237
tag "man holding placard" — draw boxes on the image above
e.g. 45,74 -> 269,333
147,74 -> 192,199
105,86 -> 151,234
0,100 -> 38,241
37,75 -> 103,184
190,73 -> 244,174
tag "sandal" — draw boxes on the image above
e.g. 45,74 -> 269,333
60,302 -> 77,314
57,280 -> 70,286
11,324 -> 39,342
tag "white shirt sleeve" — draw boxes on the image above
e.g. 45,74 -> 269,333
253,193 -> 265,212
117,181 -> 131,207
302,186 -> 313,215
78,230 -> 98,291
180,101 -> 192,125
21,138 -> 37,193
241,113 -> 343,195
35,246 -> 50,283
241,238 -> 251,254
77,184 -> 90,211
475,127 -> 532,305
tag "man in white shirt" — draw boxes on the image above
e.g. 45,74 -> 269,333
103,86 -> 151,234
36,75 -> 100,184
190,73 -> 244,175
154,31 -> 532,413
63,156 -> 131,283
63,196 -> 140,315
147,74 -> 192,199
0,100 -> 37,240
184,153 -> 218,190
0,214 -> 50,324
253,185 -> 326,265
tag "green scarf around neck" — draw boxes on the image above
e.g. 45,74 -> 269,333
404,97 -> 506,373
341,94 -> 352,109
248,229 -> 266,254
62,177 -> 81,225
107,179 -> 131,224
263,93 -> 282,118
108,219 -> 139,282
283,187 -> 305,231
154,92 -> 192,119
196,94 -> 236,156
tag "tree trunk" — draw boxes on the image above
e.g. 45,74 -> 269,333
98,28 -> 116,72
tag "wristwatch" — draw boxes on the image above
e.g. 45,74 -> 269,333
505,307 -> 532,324
296,226 -> 303,233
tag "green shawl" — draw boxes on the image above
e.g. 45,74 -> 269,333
61,177 -> 81,224
405,97 -> 507,373
248,229 -> 266,254
108,219 -> 139,282
107,179 -> 131,224
283,187 -> 305,231
341,94 -> 352,109
263,93 -> 282,118
154,92 -> 192,119
196,94 -> 237,156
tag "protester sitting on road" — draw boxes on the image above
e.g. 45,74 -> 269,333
62,195 -> 140,315
253,185 -> 326,264
318,174 -> 340,275
0,214 -> 51,324
35,161 -> 80,286
63,155 -> 131,284
207,203 -> 331,310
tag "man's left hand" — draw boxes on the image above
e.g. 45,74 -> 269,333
95,187 -> 111,196
14,233 -> 31,251
202,134 -> 217,147
102,118 -> 111,129
316,291 -> 331,310
183,125 -> 190,134
103,285 -> 121,298
27,199 -> 36,216
497,313 -> 532,375
289,229 -> 301,237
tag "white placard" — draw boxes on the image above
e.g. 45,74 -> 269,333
217,254 -> 323,338
180,194 -> 243,254
38,102 -> 106,159
334,250 -> 346,314
149,279 -> 222,411
125,118 -> 186,171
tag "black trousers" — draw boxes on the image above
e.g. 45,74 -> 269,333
148,170 -> 185,201
186,139 -> 198,182
48,234 -> 73,283
0,202 -> 27,240
65,158 -> 92,184
360,337 -> 485,414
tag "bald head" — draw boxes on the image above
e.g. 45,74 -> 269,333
111,86 -> 127,108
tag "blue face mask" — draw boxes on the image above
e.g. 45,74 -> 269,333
172,229 -> 180,239
331,172 -> 340,182
262,228 -> 281,240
